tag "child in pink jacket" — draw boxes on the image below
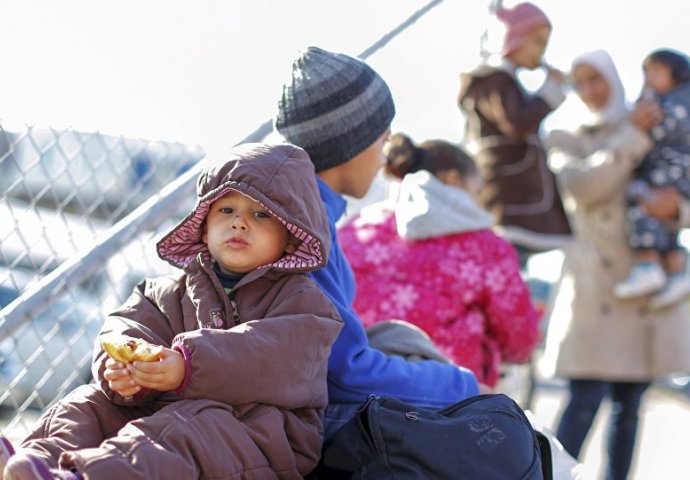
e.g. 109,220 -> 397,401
338,133 -> 540,387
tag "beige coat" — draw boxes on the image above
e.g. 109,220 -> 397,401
543,120 -> 690,381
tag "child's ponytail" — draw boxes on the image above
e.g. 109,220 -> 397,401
384,133 -> 423,179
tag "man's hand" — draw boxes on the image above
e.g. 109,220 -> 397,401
126,347 -> 186,392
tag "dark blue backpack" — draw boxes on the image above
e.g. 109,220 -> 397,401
322,393 -> 551,480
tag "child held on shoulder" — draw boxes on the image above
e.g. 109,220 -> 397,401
0,143 -> 342,480
458,1 -> 571,258
614,49 -> 690,310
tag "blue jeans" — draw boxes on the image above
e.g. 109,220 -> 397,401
556,379 -> 650,480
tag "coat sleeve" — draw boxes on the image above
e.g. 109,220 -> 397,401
92,277 -> 182,406
171,280 -> 343,409
317,186 -> 480,406
475,72 -> 554,137
550,122 -> 653,208
481,235 -> 541,364
311,243 -> 480,406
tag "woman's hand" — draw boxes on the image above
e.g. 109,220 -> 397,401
640,187 -> 681,221
126,347 -> 186,392
545,66 -> 567,86
630,99 -> 663,132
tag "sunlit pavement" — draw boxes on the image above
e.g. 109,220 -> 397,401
517,257 -> 690,480
528,377 -> 690,480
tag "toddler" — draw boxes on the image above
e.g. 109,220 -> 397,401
458,2 -> 571,261
1,143 -> 342,480
614,49 -> 690,310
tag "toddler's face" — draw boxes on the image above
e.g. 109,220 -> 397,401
644,61 -> 675,95
202,191 -> 293,274
573,64 -> 610,111
507,25 -> 551,70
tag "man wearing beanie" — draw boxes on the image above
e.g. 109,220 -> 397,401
276,46 -> 480,452
458,2 -> 571,262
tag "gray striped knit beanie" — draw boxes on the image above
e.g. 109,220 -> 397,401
275,46 -> 396,173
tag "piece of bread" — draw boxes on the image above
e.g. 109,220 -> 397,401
101,335 -> 163,363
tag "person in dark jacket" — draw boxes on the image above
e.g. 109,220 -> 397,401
1,143 -> 343,480
458,2 -> 571,259
274,46 -> 481,456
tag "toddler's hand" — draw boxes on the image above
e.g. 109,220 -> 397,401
103,357 -> 141,397
126,347 -> 185,392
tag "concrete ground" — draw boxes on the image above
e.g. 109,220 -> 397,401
525,377 -> 690,480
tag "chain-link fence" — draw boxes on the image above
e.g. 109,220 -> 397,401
0,124 -> 205,442
0,0 -> 511,447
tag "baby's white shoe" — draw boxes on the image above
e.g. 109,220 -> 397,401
614,262 -> 666,299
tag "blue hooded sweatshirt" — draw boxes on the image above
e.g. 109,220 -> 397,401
308,178 -> 479,406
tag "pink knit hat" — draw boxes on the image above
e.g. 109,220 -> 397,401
496,2 -> 551,54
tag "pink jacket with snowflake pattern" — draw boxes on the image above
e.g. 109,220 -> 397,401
338,171 -> 540,386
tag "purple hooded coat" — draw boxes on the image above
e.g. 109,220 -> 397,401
19,143 -> 343,479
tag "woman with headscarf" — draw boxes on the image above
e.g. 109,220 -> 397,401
543,49 -> 690,480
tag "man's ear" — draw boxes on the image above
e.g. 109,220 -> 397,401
284,243 -> 297,254
201,220 -> 208,244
